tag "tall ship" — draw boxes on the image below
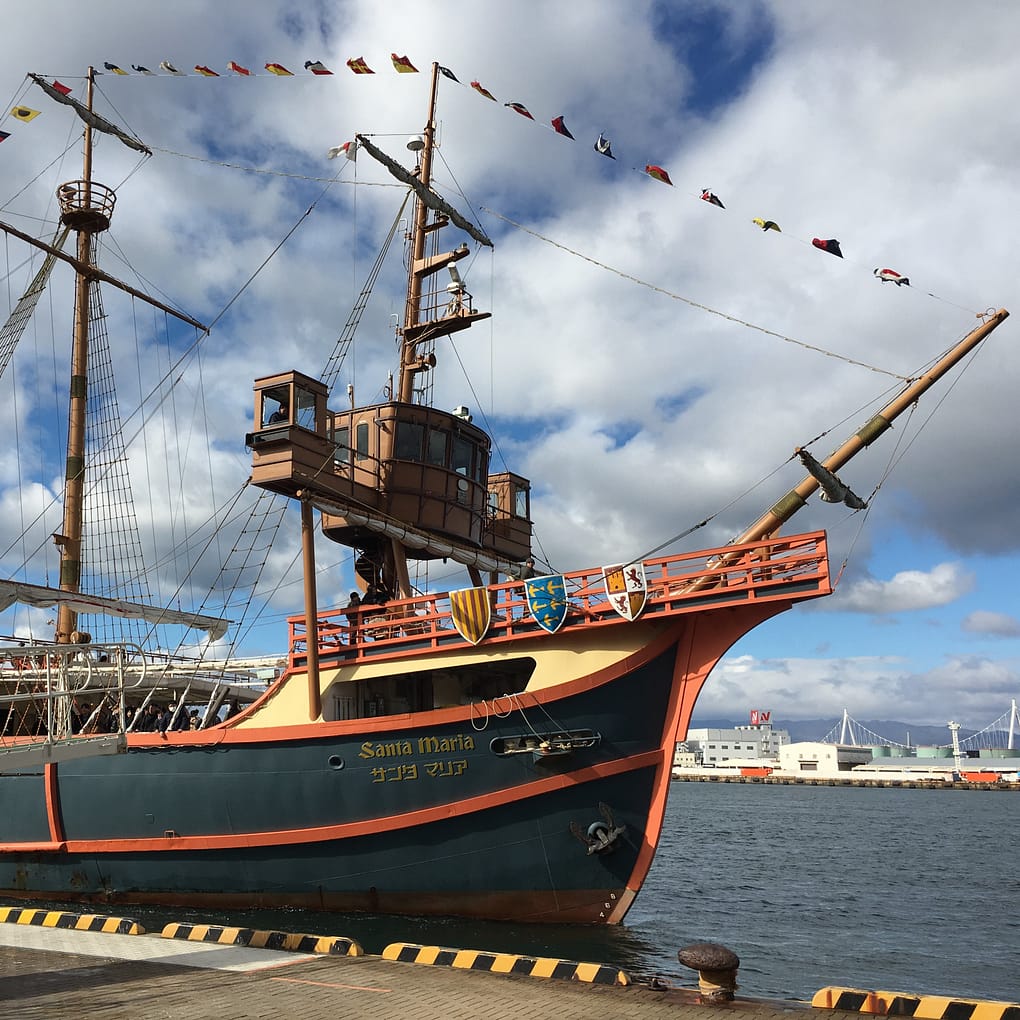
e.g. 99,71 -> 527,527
0,64 -> 1008,923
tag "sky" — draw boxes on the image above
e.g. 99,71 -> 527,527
0,0 -> 1018,733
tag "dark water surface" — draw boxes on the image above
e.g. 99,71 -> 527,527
42,782 -> 1020,1002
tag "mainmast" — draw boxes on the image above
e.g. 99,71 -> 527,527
53,67 -> 117,643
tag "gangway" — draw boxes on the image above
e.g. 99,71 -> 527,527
0,641 -> 138,770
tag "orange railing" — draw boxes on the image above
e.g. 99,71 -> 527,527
289,530 -> 830,667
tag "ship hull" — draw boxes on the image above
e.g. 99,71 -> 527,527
0,533 -> 831,923
0,623 -> 708,923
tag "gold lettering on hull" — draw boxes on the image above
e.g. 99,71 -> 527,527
359,733 -> 476,760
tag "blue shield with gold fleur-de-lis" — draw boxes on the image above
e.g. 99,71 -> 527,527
525,574 -> 568,634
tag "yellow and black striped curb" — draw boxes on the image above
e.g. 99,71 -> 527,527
160,922 -> 362,956
382,941 -> 630,986
812,987 -> 1020,1019
0,906 -> 144,935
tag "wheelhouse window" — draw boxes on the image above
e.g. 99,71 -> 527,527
427,428 -> 448,467
295,386 -> 317,431
395,421 -> 425,460
355,422 -> 369,461
451,435 -> 474,476
334,425 -> 350,466
514,484 -> 529,518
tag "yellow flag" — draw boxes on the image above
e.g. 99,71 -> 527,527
10,106 -> 41,122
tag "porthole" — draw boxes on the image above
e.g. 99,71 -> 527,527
328,755 -> 345,770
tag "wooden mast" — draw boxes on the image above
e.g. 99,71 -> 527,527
55,67 -> 101,644
397,62 -> 440,406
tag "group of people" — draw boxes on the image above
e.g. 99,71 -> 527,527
128,703 -> 207,733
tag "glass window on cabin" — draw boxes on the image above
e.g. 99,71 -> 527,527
334,425 -> 350,466
395,421 -> 425,461
451,435 -> 474,476
295,387 -> 317,431
262,389 -> 290,426
514,485 -> 529,519
355,422 -> 369,461
427,429 -> 448,467
488,490 -> 500,517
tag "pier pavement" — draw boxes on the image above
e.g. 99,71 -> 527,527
1,914 -> 1016,1020
0,919 -> 814,1020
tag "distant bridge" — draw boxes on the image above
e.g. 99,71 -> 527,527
820,701 -> 1020,751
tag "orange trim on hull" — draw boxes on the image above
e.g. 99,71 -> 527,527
44,763 -> 63,843
605,600 -> 791,922
6,749 -> 662,856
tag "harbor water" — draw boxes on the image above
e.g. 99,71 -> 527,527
24,782 -> 1019,1002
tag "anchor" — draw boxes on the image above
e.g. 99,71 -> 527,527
569,802 -> 626,855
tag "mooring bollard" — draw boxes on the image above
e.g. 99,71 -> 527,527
677,942 -> 740,1002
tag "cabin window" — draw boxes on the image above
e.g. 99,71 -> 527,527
427,429 -> 448,467
295,386 -> 317,431
334,426 -> 350,467
488,490 -> 500,516
395,421 -> 425,460
451,435 -> 474,476
514,485 -> 529,518
262,389 -> 290,426
355,422 -> 369,461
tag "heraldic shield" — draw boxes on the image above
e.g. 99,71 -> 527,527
525,574 -> 568,634
602,561 -> 648,621
449,586 -> 492,644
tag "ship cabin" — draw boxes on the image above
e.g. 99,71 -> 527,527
247,370 -> 532,564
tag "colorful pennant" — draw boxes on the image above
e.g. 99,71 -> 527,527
391,54 -> 418,73
305,60 -> 332,75
10,106 -> 40,122
265,62 -> 292,76
347,56 -> 374,74
227,61 -> 251,76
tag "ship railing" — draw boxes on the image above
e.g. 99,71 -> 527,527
0,641 -> 146,768
290,530 -> 829,666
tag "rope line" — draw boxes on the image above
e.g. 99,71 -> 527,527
481,207 -> 910,380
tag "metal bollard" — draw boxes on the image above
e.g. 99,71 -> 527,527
677,942 -> 740,1003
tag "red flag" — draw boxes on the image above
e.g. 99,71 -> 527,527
470,80 -> 497,101
265,62 -> 293,76
51,80 -> 73,96
390,53 -> 418,73
505,101 -> 534,120
347,56 -> 375,74
645,165 -> 673,185
551,116 -> 574,139
227,61 -> 250,76
194,65 -> 220,77
812,238 -> 843,258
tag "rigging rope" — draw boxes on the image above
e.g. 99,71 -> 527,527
482,206 -> 911,381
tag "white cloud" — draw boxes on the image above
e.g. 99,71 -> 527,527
833,562 -> 974,614
962,611 -> 1020,638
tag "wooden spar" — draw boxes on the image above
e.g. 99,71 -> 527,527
397,61 -> 440,406
0,218 -> 207,331
737,308 -> 1009,544
301,501 -> 322,721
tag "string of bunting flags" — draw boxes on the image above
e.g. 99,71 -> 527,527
3,52 -> 930,293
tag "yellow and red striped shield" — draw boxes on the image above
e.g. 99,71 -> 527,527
448,587 -> 491,645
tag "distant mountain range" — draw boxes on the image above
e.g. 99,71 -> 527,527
688,717 -> 975,746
